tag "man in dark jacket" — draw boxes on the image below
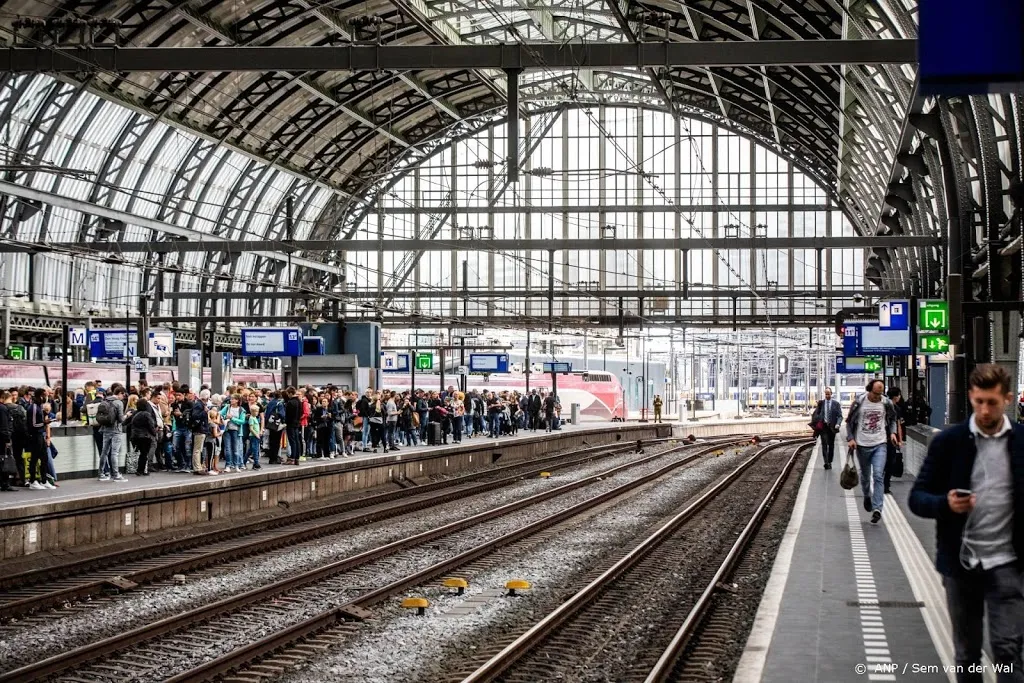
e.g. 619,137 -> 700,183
284,387 -> 302,464
811,387 -> 843,469
0,393 -> 12,491
910,364 -> 1024,683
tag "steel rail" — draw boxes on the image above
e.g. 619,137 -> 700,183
0,438 -> 652,611
0,438 -> 663,618
458,437 -> 811,683
0,437 -> 742,683
154,439 -> 757,683
642,442 -> 813,683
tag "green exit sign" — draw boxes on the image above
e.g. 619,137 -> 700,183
415,352 -> 433,370
919,334 -> 950,354
6,345 -> 25,360
919,300 -> 949,331
864,358 -> 882,372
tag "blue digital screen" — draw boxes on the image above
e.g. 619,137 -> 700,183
920,0 -> 1024,94
469,353 -> 509,373
240,327 -> 304,357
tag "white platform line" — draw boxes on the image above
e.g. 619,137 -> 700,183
883,494 -> 996,683
846,492 -> 897,678
732,442 -> 816,683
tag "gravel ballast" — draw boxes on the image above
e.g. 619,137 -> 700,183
0,440 -> 708,673
275,446 -> 759,683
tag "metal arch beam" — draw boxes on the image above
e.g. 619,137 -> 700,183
157,287 -> 899,301
603,0 -> 675,112
0,180 -> 345,277
11,235 -> 940,253
0,40 -> 917,72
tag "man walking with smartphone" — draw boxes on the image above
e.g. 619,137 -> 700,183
910,364 -> 1024,683
846,378 -> 899,524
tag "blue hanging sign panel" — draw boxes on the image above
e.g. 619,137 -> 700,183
89,329 -> 138,359
542,361 -> 572,373
240,327 -> 304,357
469,353 -> 510,373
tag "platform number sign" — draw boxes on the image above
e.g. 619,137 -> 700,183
415,352 -> 433,370
918,300 -> 950,332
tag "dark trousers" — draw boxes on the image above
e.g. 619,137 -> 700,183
29,433 -> 46,483
818,430 -> 836,465
944,563 -> 1024,683
132,436 -> 154,475
267,429 -> 283,463
316,427 -> 333,458
370,422 -> 385,448
286,427 -> 302,462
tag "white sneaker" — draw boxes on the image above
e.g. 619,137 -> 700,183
42,482 -> 56,489
112,474 -> 125,482
29,481 -> 45,490
98,474 -> 111,482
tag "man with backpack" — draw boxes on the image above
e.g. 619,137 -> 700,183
189,396 -> 209,474
96,383 -> 126,482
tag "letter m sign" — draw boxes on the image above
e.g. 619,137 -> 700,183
68,327 -> 87,347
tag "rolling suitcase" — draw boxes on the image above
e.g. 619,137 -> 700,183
428,422 -> 442,446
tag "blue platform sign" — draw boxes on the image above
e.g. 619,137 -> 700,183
879,300 -> 909,331
844,322 -> 911,356
381,352 -> 410,372
240,327 -> 304,357
89,329 -> 138,359
469,353 -> 510,373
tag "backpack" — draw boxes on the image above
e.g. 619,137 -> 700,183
266,402 -> 285,431
94,400 -> 115,428
189,403 -> 207,431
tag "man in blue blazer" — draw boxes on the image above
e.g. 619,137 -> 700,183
910,363 -> 1024,683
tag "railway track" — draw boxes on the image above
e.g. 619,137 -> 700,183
454,438 -> 812,683
0,438 -> 679,620
0,437 -> 753,683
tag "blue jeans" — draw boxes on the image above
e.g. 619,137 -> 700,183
222,429 -> 242,468
464,416 -> 473,437
100,430 -> 123,478
856,444 -> 888,512
361,420 -> 371,449
172,429 -> 191,470
246,435 -> 261,468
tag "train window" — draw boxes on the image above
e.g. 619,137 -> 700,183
583,372 -> 612,382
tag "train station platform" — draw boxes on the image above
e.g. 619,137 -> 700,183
0,416 -> 804,566
735,435 -> 1000,683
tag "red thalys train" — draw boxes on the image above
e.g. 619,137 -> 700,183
0,361 -> 625,420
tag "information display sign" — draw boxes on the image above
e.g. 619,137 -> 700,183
69,327 -> 87,347
240,327 -> 303,357
469,353 -> 510,373
542,361 -> 572,373
147,329 -> 175,358
89,329 -> 138,359
837,356 -> 882,374
844,322 -> 911,356
381,352 -> 410,372
879,300 -> 910,330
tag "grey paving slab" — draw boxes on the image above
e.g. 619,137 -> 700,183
761,460 -> 944,683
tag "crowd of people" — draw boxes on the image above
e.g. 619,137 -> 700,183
0,380 -> 566,489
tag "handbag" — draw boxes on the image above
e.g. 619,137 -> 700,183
840,447 -> 859,490
886,444 -> 904,478
1,445 -> 18,477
